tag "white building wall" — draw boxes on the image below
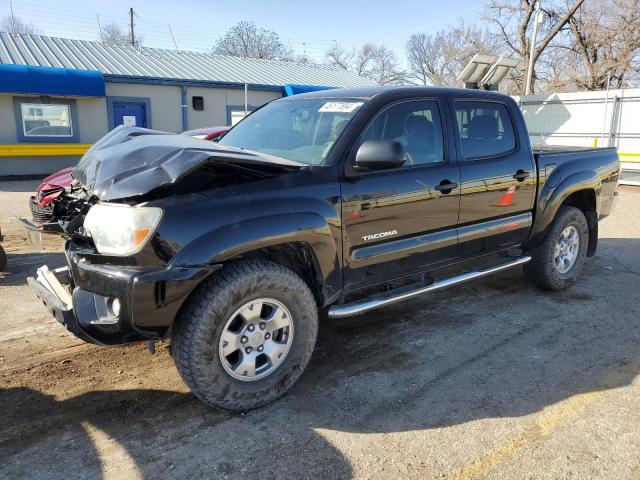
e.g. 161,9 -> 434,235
75,97 -> 109,143
186,87 -> 281,129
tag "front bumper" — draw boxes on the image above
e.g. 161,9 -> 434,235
29,243 -> 218,345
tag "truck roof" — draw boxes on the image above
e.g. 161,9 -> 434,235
293,86 -> 514,101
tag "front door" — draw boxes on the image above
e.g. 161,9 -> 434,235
452,99 -> 536,256
342,99 -> 461,292
112,101 -> 147,129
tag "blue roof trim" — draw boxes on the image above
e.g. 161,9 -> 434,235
0,64 -> 105,97
284,84 -> 336,96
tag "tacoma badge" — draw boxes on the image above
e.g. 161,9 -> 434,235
362,230 -> 398,241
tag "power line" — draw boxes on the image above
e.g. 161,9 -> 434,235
375,2 -> 491,41
0,0 -> 337,61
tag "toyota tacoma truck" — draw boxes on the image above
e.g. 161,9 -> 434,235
29,87 -> 620,411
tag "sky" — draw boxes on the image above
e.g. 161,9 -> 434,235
1,0 -> 485,62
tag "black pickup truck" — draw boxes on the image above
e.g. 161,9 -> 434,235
30,87 -> 620,411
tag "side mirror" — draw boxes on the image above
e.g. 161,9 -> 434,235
355,140 -> 405,171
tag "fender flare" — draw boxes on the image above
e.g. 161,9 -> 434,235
529,169 -> 600,245
169,212 -> 341,300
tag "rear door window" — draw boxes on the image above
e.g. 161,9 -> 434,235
454,101 -> 516,160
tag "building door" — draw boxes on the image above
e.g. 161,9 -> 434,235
112,101 -> 147,128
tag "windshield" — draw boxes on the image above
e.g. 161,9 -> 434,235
218,97 -> 366,165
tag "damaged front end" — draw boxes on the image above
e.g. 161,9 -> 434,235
28,125 -> 302,345
29,242 -> 218,345
18,176 -> 95,250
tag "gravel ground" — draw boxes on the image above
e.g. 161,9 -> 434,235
1,181 -> 639,480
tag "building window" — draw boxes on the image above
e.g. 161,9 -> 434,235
226,105 -> 259,127
21,103 -> 73,137
230,109 -> 247,126
192,96 -> 204,111
13,97 -> 79,143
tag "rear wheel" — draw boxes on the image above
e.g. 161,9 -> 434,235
171,260 -> 318,411
524,206 -> 589,290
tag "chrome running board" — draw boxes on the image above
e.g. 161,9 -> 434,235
328,256 -> 531,319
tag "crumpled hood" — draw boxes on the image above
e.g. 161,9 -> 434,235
73,125 -> 302,201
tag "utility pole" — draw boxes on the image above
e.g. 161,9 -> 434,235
96,15 -> 104,43
168,25 -> 179,52
9,1 -> 16,35
129,7 -> 135,47
524,0 -> 542,96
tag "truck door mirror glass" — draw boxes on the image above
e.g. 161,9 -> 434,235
355,140 -> 405,171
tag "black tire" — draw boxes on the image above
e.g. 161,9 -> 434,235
171,260 -> 318,411
524,206 -> 589,290
0,246 -> 6,271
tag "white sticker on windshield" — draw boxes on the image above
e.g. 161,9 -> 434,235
318,101 -> 364,113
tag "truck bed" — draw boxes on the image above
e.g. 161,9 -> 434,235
533,146 -> 619,179
533,145 -> 617,158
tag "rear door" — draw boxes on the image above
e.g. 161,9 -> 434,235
452,99 -> 536,256
341,98 -> 461,292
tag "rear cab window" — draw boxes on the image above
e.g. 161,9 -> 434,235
454,101 -> 516,160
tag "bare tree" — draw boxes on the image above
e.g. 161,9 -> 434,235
406,33 -> 440,86
280,46 -> 315,65
368,45 -> 407,85
100,23 -> 128,45
565,0 -> 640,90
406,22 -> 500,86
486,0 -> 586,94
1,15 -> 38,35
325,43 -> 354,70
99,22 -> 143,47
214,21 -> 287,60
289,52 -> 314,65
325,43 -> 406,85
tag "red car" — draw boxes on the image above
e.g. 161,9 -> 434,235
28,126 -> 231,229
29,167 -> 73,228
179,125 -> 230,141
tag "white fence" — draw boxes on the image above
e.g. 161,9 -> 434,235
514,89 -> 640,184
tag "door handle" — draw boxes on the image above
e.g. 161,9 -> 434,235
513,170 -> 530,182
434,179 -> 458,194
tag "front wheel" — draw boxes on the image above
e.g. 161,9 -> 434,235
524,206 -> 589,290
171,260 -> 318,411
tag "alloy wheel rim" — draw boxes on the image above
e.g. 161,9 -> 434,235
554,225 -> 580,274
218,298 -> 294,381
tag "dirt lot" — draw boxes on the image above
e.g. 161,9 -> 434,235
1,181 -> 639,480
